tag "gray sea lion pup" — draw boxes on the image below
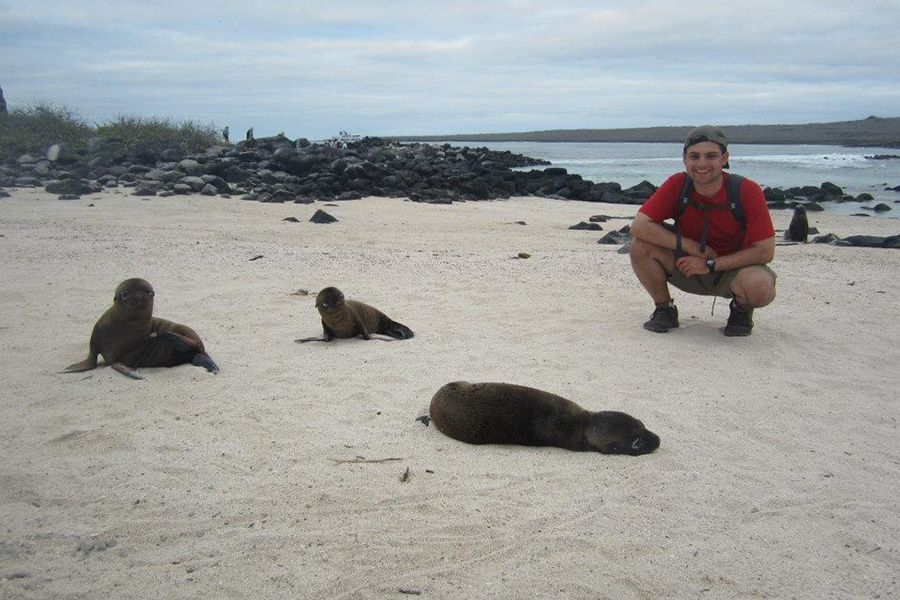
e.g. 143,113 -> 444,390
63,278 -> 219,380
296,286 -> 414,343
784,205 -> 809,242
429,382 -> 660,455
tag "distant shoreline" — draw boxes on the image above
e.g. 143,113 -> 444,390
395,116 -> 900,148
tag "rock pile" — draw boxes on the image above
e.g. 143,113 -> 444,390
0,136 -> 895,213
0,135 -> 647,205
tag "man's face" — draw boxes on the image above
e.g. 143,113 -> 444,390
683,141 -> 729,188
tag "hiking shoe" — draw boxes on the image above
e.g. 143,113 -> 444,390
643,303 -> 679,333
724,300 -> 754,336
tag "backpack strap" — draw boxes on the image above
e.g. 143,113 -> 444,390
674,175 -> 693,255
673,173 -> 747,254
725,174 -> 746,229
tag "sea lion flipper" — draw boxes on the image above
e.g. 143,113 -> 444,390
111,363 -> 145,380
296,320 -> 337,342
62,356 -> 98,373
192,353 -> 220,374
156,331 -> 198,352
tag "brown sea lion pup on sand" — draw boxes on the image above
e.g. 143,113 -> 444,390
295,286 -> 414,343
429,382 -> 660,455
63,278 -> 219,380
784,205 -> 809,243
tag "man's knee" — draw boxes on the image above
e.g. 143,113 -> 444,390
630,237 -> 667,263
629,237 -> 651,259
732,266 -> 776,307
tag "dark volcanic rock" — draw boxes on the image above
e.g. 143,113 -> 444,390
5,136 -> 895,218
46,144 -> 80,164
820,181 -> 844,196
336,191 -> 362,201
45,179 -> 97,195
842,234 -> 900,248
599,189 -> 646,205
813,233 -> 900,248
310,209 -> 338,223
622,180 -> 657,199
598,230 -> 631,245
132,185 -> 158,196
569,221 -> 603,231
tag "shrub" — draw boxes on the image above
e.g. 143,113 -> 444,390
96,115 -> 221,154
0,100 -> 223,158
0,102 -> 93,157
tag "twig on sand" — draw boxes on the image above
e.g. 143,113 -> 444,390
327,456 -> 403,465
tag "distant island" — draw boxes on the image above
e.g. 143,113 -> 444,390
396,116 -> 900,147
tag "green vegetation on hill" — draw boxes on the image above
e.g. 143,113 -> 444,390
0,103 -> 93,155
397,116 -> 900,147
96,115 -> 221,154
0,102 -> 222,157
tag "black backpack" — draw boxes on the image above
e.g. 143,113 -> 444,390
674,173 -> 746,254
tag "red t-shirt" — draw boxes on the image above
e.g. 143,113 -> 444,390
639,172 -> 775,256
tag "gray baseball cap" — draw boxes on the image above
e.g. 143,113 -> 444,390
684,125 -> 730,168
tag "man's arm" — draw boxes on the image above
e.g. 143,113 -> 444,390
630,212 -> 715,258
676,236 -> 775,276
712,236 -> 774,271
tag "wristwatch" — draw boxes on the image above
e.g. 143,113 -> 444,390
705,258 -> 716,273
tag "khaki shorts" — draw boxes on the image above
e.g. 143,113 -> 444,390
668,264 -> 777,298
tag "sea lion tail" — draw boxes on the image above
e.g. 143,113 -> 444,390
384,321 -> 415,340
192,353 -> 220,374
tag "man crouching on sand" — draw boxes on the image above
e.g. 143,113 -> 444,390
629,126 -> 777,336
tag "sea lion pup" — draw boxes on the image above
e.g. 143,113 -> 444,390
784,205 -> 809,242
295,286 -> 414,343
429,382 -> 660,455
63,278 -> 219,380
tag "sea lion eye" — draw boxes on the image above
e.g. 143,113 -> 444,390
119,290 -> 129,300
147,290 -> 155,297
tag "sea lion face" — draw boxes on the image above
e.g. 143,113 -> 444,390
586,411 -> 660,456
113,278 -> 155,317
315,287 -> 345,311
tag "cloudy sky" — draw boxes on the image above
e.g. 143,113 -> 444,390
3,0 -> 899,140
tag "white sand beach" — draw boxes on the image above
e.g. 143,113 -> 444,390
1,188 -> 898,599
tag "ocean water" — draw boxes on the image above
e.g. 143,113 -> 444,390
442,141 -> 900,218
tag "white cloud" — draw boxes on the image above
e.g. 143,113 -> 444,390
3,0 -> 899,138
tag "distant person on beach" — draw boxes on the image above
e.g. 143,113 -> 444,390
0,85 -> 7,113
629,126 -> 776,337
222,126 -> 230,144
